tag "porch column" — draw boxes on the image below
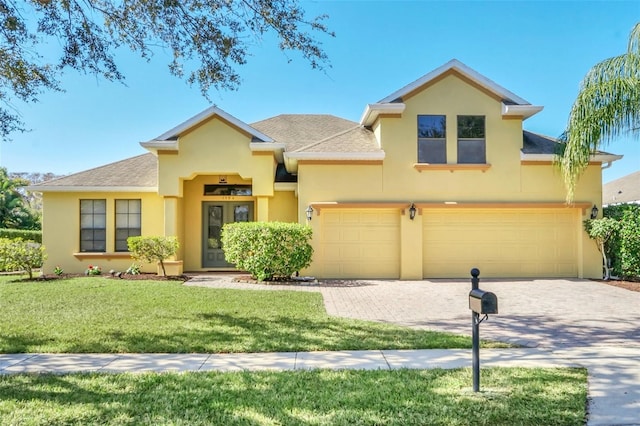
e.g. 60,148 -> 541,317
164,197 -> 179,236
256,196 -> 269,222
400,209 -> 423,279
162,196 -> 184,274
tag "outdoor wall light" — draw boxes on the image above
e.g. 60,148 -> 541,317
409,203 -> 417,220
306,205 -> 314,221
590,205 -> 599,220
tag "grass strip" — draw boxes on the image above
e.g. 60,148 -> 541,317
0,367 -> 586,425
0,277 -> 508,353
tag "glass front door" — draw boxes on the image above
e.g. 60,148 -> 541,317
202,201 -> 253,268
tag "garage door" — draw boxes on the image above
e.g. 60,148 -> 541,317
423,208 -> 578,278
318,209 -> 400,278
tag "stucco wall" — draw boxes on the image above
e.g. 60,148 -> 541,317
41,191 -> 164,274
299,74 -> 602,278
156,117 -> 275,197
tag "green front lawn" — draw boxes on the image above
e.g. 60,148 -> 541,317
0,276 -> 506,353
0,368 -> 587,425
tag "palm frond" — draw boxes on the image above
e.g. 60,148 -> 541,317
559,23 -> 640,201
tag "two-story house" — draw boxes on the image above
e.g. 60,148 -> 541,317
30,59 -> 619,279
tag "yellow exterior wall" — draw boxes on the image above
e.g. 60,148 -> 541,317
269,191 -> 298,223
39,73 -> 604,279
41,191 -> 164,274
153,117 -> 278,271
156,117 -> 275,197
182,174 -> 254,271
301,74 -> 602,279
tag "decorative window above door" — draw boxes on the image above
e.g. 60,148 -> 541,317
204,185 -> 252,196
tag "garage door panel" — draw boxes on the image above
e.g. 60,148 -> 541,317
319,208 -> 400,279
423,208 -> 578,278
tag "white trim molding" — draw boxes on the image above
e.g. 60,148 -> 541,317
520,152 -> 623,164
154,106 -> 273,142
379,59 -> 531,105
360,103 -> 406,126
249,142 -> 286,162
501,103 -> 544,120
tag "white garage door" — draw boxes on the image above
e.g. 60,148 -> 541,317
318,209 -> 400,278
423,208 -> 579,278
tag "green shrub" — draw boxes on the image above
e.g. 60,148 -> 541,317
221,222 -> 313,281
584,218 -> 620,279
0,237 -> 46,279
0,229 -> 41,243
618,208 -> 640,279
603,204 -> 640,279
127,236 -> 179,276
126,263 -> 141,275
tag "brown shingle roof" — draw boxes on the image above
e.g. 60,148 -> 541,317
603,170 -> 640,205
293,126 -> 380,153
522,131 -> 562,155
251,114 -> 358,151
30,153 -> 157,190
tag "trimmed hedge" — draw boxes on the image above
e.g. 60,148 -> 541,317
0,229 -> 42,243
221,222 -> 313,281
603,204 -> 640,279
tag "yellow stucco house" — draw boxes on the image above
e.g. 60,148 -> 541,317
30,59 -> 621,279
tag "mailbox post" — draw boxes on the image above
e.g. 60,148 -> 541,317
469,268 -> 498,392
471,268 -> 480,392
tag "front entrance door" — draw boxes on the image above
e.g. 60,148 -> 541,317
202,201 -> 253,268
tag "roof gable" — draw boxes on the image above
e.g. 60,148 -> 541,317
380,59 -> 529,104
361,59 -> 543,126
140,106 -> 274,153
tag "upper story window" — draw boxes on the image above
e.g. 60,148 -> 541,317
417,115 -> 446,164
80,199 -> 106,252
457,115 -> 486,164
115,199 -> 141,252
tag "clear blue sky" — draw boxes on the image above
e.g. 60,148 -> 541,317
3,1 -> 639,184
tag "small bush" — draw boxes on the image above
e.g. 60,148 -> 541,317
584,218 -> 620,279
0,238 -> 46,279
126,263 -> 141,275
127,236 -> 179,276
0,229 -> 41,243
222,222 -> 313,281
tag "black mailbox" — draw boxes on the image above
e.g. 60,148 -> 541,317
469,289 -> 498,315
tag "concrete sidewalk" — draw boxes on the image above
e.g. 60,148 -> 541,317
1,347 -> 639,426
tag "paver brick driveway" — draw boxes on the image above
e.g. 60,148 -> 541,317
187,276 -> 640,348
320,278 -> 640,348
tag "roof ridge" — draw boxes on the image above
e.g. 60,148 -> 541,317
291,125 -> 364,153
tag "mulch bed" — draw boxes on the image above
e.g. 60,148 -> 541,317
596,279 -> 640,293
28,272 -> 189,282
12,272 -> 640,292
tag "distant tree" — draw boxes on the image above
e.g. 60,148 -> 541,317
11,172 -> 63,214
559,22 -> 640,201
0,168 -> 40,230
0,0 -> 333,140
